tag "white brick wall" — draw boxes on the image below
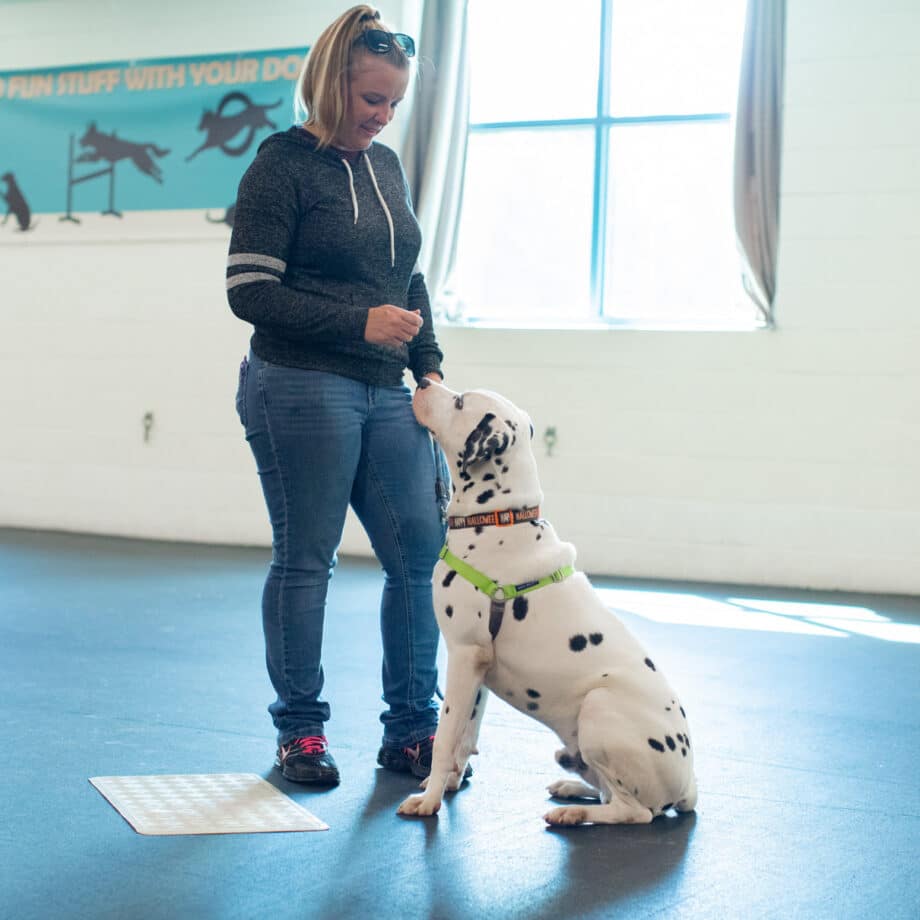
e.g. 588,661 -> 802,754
1,0 -> 918,593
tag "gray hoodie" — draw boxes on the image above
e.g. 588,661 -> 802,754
226,126 -> 443,386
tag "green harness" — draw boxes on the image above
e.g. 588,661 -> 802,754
438,544 -> 576,639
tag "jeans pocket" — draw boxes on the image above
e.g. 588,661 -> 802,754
433,440 -> 452,525
234,355 -> 249,427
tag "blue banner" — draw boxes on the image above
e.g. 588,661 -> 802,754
0,47 -> 306,231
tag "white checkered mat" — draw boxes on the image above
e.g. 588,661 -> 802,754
89,773 -> 328,836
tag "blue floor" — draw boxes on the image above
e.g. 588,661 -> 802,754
1,528 -> 918,919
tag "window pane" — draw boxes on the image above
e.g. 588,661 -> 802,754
608,0 -> 746,116
453,128 -> 595,323
468,0 -> 601,124
603,121 -> 750,325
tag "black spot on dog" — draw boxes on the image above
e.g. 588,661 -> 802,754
468,544 -> 476,551
589,633 -> 603,646
665,706 -> 672,712
569,634 -> 588,652
502,489 -> 512,494
443,571 -> 457,588
477,611 -> 482,618
512,596 -> 528,620
445,605 -> 453,618
471,708 -> 477,720
602,673 -> 609,678
616,778 -> 624,786
476,489 -> 494,504
666,736 -> 676,751
685,735 -> 691,748
461,413 -> 499,470
676,733 -> 685,743
475,526 -> 484,535
648,738 -> 665,752
526,689 -> 541,698
681,748 -> 687,757
444,705 -> 450,714
680,705 -> 687,719
483,473 -> 495,481
558,753 -> 575,770
475,689 -> 482,705
463,482 -> 476,492
645,658 -> 656,670
526,702 -> 539,712
536,533 -> 542,539
501,466 -> 509,473
498,540 -> 504,546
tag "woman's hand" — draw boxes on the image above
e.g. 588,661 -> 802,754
365,306 -> 423,347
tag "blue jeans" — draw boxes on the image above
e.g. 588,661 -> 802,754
235,350 -> 448,746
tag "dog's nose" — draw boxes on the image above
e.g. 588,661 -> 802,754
418,378 -> 431,389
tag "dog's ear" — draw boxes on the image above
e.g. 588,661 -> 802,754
459,413 -> 510,478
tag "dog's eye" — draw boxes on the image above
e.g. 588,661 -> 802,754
454,395 -> 464,410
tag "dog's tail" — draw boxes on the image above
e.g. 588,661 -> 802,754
676,773 -> 698,813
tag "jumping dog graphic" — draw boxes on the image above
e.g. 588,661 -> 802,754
186,92 -> 282,161
77,122 -> 171,183
1,172 -> 35,231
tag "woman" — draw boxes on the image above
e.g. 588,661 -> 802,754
228,5 -> 450,785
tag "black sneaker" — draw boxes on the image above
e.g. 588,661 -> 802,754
276,735 -> 340,785
377,735 -> 473,781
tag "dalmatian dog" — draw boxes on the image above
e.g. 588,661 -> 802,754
398,380 -> 697,826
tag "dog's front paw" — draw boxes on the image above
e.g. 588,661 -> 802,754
543,805 -> 590,826
397,793 -> 441,817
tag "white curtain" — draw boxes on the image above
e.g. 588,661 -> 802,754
401,0 -> 470,315
734,0 -> 786,328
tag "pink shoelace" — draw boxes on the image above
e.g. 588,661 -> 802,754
289,735 -> 328,755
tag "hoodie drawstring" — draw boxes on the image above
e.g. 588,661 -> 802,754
363,155 -> 396,268
341,158 -> 359,225
339,153 -> 396,268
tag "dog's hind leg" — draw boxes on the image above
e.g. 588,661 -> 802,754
544,688 -> 653,826
398,645 -> 491,816
547,779 -> 599,800
543,796 -> 653,826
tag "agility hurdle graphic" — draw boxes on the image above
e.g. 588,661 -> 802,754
60,122 -> 171,223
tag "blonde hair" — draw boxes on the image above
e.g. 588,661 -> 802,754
295,4 -> 412,149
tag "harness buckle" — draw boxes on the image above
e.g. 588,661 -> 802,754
494,510 -> 515,527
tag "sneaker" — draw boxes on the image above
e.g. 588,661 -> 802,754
275,735 -> 340,785
377,735 -> 473,781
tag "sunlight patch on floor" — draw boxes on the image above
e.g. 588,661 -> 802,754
598,589 -> 920,643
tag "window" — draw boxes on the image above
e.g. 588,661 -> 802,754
451,0 -> 752,328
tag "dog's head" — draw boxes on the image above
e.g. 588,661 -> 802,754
414,380 -> 542,511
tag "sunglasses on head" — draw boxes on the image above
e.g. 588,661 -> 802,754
359,28 -> 416,58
